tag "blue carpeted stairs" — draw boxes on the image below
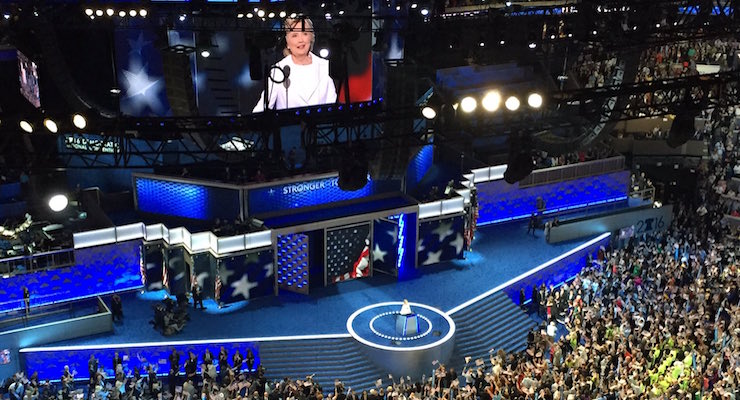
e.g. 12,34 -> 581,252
257,336 -> 387,392
449,291 -> 536,369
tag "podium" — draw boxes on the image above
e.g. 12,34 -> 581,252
395,313 -> 420,336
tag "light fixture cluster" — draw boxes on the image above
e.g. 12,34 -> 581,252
421,91 -> 544,120
237,9 -> 296,20
0,213 -> 33,239
84,7 -> 148,20
18,113 -> 87,134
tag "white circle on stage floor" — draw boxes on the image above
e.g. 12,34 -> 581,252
346,301 -> 456,352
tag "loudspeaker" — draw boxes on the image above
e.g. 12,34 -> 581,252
504,151 -> 534,184
667,112 -> 696,148
161,52 -> 198,116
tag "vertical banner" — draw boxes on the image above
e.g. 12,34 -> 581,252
417,215 -> 465,267
144,243 -> 164,291
218,250 -> 274,304
166,247 -> 188,296
326,223 -> 371,284
372,218 -> 399,276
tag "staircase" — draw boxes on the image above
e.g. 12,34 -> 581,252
258,336 -> 387,392
449,291 -> 537,370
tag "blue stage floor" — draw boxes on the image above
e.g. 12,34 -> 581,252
43,221 -> 591,347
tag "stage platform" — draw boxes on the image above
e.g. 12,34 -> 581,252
42,220 -> 590,346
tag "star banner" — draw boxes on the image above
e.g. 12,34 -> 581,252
417,216 -> 465,267
372,218 -> 399,276
115,28 -> 173,117
218,250 -> 274,304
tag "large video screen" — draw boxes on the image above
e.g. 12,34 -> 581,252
115,4 -> 371,117
18,51 -> 40,108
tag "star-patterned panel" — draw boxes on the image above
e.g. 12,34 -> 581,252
0,241 -> 142,313
165,247 -> 188,296
115,29 -> 172,117
476,171 -> 630,225
417,216 -> 465,267
276,234 -> 310,294
372,218 -> 398,276
218,250 -> 274,304
23,341 -> 260,382
326,224 -> 371,284
143,243 -> 164,292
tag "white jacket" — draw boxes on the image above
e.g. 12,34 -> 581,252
252,53 -> 337,113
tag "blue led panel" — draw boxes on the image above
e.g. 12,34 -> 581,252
134,177 -> 241,221
405,145 -> 434,191
476,171 -> 630,225
23,341 -> 260,382
0,241 -> 142,313
276,234 -> 309,293
247,176 -> 375,215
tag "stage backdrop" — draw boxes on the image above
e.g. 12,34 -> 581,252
417,215 -> 465,267
0,241 -> 142,313
476,171 -> 630,225
22,341 -> 260,382
217,249 -> 274,304
134,175 -> 242,221
372,212 -> 417,278
326,223 -> 371,284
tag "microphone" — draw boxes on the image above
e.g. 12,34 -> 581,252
283,65 -> 291,88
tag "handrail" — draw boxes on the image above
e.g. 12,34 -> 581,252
518,155 -> 625,188
0,247 -> 76,276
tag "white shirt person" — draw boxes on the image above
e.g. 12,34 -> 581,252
253,18 -> 337,113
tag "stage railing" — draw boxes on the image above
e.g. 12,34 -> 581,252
0,248 -> 76,276
517,156 -> 625,188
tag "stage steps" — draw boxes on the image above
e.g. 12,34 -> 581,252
449,291 -> 537,370
258,337 -> 387,392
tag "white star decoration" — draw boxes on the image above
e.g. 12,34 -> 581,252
195,272 -> 209,288
128,32 -> 150,58
450,233 -> 465,255
372,244 -> 388,263
218,267 -> 235,283
174,272 -> 186,281
120,60 -> 167,115
417,239 -> 425,253
263,262 -> 273,278
432,221 -> 454,242
423,250 -> 442,265
386,228 -> 398,244
230,275 -> 259,300
122,65 -> 160,98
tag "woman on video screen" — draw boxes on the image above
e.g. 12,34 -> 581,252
252,18 -> 337,113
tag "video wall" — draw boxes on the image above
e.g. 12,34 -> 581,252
476,171 -> 630,225
417,215 -> 465,267
22,341 -> 260,382
115,3 -> 372,117
0,241 -> 142,314
326,223 -> 371,284
134,176 -> 241,221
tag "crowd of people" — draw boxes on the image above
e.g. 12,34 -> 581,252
532,145 -> 617,170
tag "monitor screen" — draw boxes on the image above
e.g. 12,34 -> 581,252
115,4 -> 371,117
18,51 -> 41,108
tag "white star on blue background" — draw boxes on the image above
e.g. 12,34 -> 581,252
230,275 -> 258,300
372,244 -> 388,263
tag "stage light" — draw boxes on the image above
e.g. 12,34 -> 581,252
528,42 -> 537,49
43,118 -> 58,133
290,12 -> 297,18
319,48 -> 329,58
460,96 -> 477,113
48,194 -> 69,212
119,10 -> 126,17
527,93 -> 543,108
201,50 -> 210,58
268,12 -> 275,18
592,30 -> 597,35
72,114 -> 87,129
482,91 -> 501,112
325,12 -> 332,19
85,8 -> 93,16
279,11 -> 286,18
129,10 -> 137,17
321,2 -> 326,7
110,87 -> 121,94
106,8 -> 114,16
179,14 -> 186,21
499,40 -> 505,45
237,13 -> 244,18
421,8 -> 429,16
247,12 -> 254,18
479,41 -> 485,47
95,9 -> 103,17
257,9 -> 265,17
505,1 -> 512,6
140,9 -> 147,17
339,10 -> 345,15
411,3 -> 418,8
505,96 -> 520,111
421,106 -> 437,120
19,120 -> 33,133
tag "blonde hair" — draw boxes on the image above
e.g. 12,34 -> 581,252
283,18 -> 315,57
